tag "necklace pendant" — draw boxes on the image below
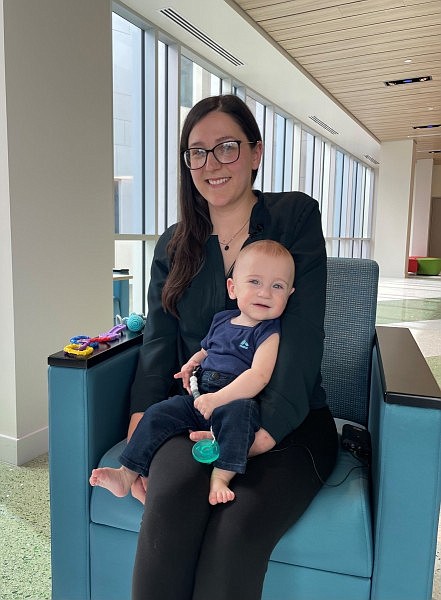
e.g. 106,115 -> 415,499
218,217 -> 249,253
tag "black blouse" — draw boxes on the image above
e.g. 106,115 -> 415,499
130,190 -> 328,443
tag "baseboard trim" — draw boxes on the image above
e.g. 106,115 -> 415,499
0,427 -> 48,465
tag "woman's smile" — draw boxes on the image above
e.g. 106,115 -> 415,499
207,177 -> 230,186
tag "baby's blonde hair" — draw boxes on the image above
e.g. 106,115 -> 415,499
235,240 -> 295,287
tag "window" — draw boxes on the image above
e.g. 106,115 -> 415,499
112,9 -> 376,315
112,16 -> 176,312
325,150 -> 374,257
180,55 -> 222,125
273,113 -> 286,192
299,129 -> 314,196
112,13 -> 142,235
245,95 -> 265,190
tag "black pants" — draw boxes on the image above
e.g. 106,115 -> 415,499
132,406 -> 338,600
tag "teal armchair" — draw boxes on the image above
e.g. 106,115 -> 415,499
48,258 -> 441,600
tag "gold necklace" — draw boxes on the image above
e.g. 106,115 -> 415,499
218,219 -> 249,251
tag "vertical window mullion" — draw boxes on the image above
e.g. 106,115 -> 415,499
167,43 -> 180,228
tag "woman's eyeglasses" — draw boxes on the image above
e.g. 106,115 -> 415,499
182,140 -> 256,170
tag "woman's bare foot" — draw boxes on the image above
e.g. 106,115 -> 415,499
89,466 -> 138,497
209,469 -> 236,505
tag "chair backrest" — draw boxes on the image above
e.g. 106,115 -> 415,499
322,257 -> 379,426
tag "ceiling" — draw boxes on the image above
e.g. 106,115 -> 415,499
231,0 -> 441,165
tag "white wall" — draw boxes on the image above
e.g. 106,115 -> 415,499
0,0 -> 114,464
410,159 -> 433,256
373,140 -> 416,277
0,1 -> 17,449
433,165 -> 441,197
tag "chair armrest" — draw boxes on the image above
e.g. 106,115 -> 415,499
369,326 -> 441,600
48,332 -> 142,600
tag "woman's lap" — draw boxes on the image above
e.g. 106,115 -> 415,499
132,407 -> 338,600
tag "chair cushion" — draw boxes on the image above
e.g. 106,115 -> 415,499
270,442 -> 372,578
90,420 -> 373,579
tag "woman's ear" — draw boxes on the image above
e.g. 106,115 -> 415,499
252,141 -> 263,170
226,277 -> 236,300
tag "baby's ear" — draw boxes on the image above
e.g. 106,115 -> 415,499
226,278 -> 236,300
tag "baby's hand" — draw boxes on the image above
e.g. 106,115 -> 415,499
174,360 -> 199,393
194,393 -> 217,420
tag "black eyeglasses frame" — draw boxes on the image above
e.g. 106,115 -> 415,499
182,140 -> 257,170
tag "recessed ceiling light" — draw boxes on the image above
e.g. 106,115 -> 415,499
384,75 -> 432,86
412,124 -> 441,130
404,58 -> 412,64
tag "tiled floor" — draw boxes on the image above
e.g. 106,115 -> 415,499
0,454 -> 51,600
0,275 -> 440,600
376,275 -> 441,389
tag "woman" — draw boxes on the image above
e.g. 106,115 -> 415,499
128,94 -> 338,600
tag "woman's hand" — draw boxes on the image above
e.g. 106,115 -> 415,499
189,430 -> 213,442
189,427 -> 276,457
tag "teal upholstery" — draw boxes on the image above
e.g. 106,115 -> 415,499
48,258 -> 441,600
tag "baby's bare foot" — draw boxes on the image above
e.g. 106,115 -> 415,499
209,474 -> 235,505
89,466 -> 137,497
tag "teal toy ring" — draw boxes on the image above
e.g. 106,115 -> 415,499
192,437 -> 220,463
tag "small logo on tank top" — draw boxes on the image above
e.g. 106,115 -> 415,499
239,340 -> 249,350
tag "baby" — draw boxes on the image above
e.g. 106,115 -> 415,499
90,240 -> 295,505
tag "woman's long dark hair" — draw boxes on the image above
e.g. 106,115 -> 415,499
162,94 -> 262,316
